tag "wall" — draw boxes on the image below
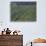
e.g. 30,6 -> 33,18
0,35 -> 23,46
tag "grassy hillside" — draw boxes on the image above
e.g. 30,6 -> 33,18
11,2 -> 36,21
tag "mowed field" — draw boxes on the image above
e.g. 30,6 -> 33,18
11,2 -> 36,21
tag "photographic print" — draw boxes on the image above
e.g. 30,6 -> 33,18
10,2 -> 36,21
0,0 -> 46,46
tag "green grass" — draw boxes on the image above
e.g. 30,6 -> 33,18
11,3 -> 36,21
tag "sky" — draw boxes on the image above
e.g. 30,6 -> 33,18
0,0 -> 46,46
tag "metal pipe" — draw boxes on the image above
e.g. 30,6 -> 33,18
31,42 -> 32,46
